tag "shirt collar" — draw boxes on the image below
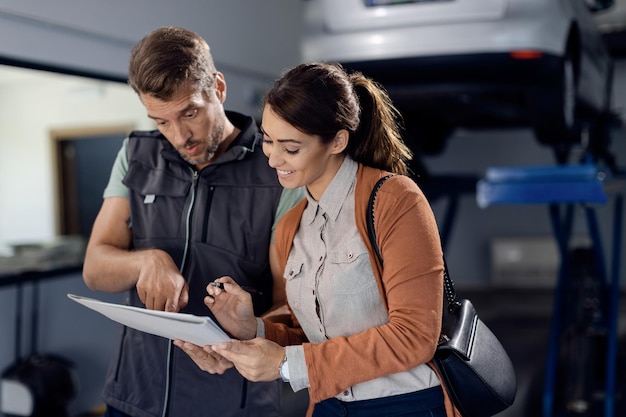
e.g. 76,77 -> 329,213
302,156 -> 357,225
213,111 -> 258,164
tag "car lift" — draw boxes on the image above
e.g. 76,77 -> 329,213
476,159 -> 624,417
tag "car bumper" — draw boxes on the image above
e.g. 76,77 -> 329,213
342,52 -> 564,96
338,52 -> 566,128
304,9 -> 570,64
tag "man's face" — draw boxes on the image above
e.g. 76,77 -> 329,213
140,83 -> 226,170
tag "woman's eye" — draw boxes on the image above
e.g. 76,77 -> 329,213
261,137 -> 299,155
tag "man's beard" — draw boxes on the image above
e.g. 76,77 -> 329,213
180,122 -> 225,167
180,141 -> 219,166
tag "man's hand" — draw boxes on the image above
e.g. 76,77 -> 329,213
136,249 -> 189,312
173,340 -> 234,374
84,197 -> 188,312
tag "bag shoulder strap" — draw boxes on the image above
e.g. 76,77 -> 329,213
366,175 -> 461,313
366,174 -> 393,266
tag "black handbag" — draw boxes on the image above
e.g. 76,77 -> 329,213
367,175 -> 517,417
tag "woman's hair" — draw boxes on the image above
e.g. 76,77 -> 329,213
128,26 -> 217,100
264,62 -> 412,175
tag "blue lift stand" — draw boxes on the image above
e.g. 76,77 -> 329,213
418,174 -> 479,250
476,163 -> 624,417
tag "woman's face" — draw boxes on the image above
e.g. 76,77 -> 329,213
260,105 -> 346,201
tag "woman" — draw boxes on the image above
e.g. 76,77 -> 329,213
175,62 -> 455,417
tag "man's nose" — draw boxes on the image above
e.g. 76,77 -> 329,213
171,122 -> 192,146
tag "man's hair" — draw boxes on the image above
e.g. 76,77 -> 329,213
128,26 -> 217,100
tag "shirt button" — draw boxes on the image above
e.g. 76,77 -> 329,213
343,390 -> 350,396
347,252 -> 353,259
319,256 -> 323,262
289,270 -> 294,276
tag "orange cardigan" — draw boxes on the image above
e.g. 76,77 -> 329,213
264,164 -> 460,417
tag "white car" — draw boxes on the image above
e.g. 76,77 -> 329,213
303,0 -> 615,163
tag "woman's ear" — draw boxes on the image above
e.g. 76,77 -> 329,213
331,129 -> 349,154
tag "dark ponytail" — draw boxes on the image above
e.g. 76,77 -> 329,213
348,72 -> 412,175
264,62 -> 412,175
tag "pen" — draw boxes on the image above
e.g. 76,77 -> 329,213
209,281 -> 263,296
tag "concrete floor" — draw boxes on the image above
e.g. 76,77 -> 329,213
280,287 -> 626,417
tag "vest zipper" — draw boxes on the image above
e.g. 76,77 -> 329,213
180,169 -> 198,276
161,168 -> 198,417
161,342 -> 173,417
201,185 -> 215,243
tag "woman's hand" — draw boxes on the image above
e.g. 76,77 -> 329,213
205,276 -> 258,340
173,340 -> 234,374
210,338 -> 285,382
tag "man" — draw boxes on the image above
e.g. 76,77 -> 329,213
82,26 -> 303,417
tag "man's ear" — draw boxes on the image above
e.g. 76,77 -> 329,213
331,129 -> 349,154
215,72 -> 227,103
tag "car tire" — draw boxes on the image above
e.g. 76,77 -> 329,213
531,54 -> 581,162
402,117 -> 455,156
587,62 -> 615,166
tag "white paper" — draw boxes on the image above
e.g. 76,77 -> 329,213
67,293 -> 230,346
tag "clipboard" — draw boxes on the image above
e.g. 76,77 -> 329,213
67,293 -> 230,346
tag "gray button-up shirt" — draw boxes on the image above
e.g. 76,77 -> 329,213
280,157 -> 438,401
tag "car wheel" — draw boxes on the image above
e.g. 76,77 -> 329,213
587,62 -> 615,167
403,118 -> 455,156
531,55 -> 581,162
561,59 -> 577,130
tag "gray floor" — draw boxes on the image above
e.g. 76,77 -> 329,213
280,287 -> 626,417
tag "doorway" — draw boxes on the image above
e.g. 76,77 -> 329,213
52,126 -> 130,239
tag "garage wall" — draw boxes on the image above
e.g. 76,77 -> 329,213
0,0 -> 302,80
0,1 -> 303,154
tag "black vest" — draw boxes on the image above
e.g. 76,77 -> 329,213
102,112 -> 283,417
